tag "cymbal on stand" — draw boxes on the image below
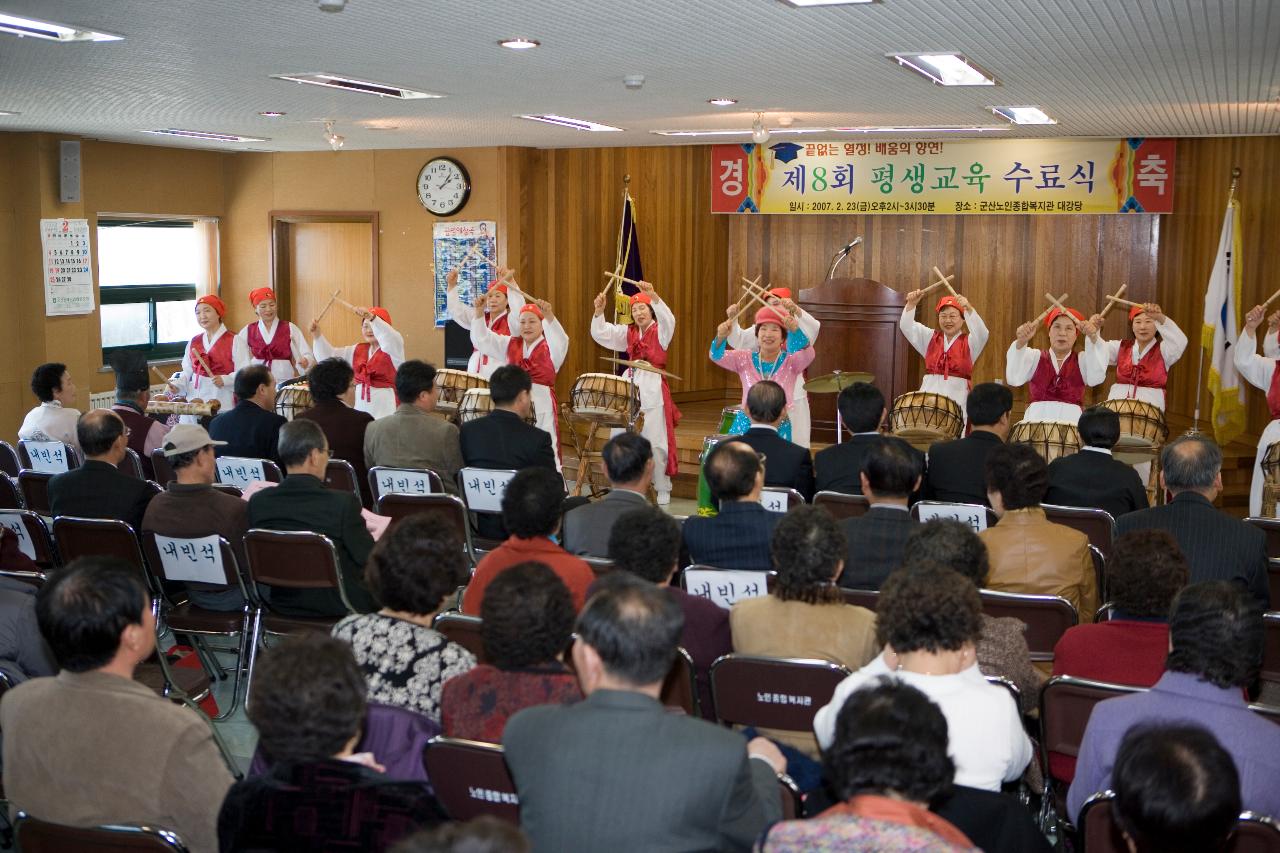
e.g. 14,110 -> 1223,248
803,371 -> 874,394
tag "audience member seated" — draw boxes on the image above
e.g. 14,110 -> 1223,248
208,364 -> 287,463
503,578 -> 784,851
1068,581 -> 1280,822
906,519 -> 1043,715
924,382 -> 1012,505
980,441 -> 1097,619
141,424 -> 250,611
1054,529 -> 1188,687
682,441 -> 780,572
109,349 -> 170,478
815,563 -> 1033,792
732,506 -> 878,760
296,356 -> 375,506
838,436 -> 921,590
461,467 -> 593,615
441,561 -> 580,742
363,360 -> 463,496
606,505 -> 730,717
332,515 -> 475,722
389,817 -> 530,853
247,419 -> 377,616
562,432 -> 654,557
219,635 -> 447,852
1116,434 -> 1270,609
48,409 -> 155,531
759,680 -> 978,852
1045,405 -> 1149,517
814,381 -> 887,495
726,380 -> 814,500
459,366 -> 557,541
1110,724 -> 1242,853
17,361 -> 81,451
1,557 -> 233,853
0,573 -> 55,683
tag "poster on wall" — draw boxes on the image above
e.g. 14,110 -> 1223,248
432,220 -> 497,329
40,217 -> 95,316
711,138 -> 1175,216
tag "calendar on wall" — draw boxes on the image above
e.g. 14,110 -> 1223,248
40,218 -> 95,316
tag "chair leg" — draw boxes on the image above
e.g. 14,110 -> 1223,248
211,615 -> 251,721
188,635 -> 224,682
242,608 -> 265,713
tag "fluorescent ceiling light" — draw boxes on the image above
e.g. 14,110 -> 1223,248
271,73 -> 443,99
141,129 -> 267,143
832,125 -> 1010,133
889,53 -> 995,86
992,105 -> 1057,125
779,0 -> 877,5
257,111 -> 286,117
518,114 -> 623,132
0,12 -> 122,41
651,127 -> 828,137
498,37 -> 540,49
708,98 -> 738,106
0,110 -> 19,116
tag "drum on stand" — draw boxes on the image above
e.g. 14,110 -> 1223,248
564,372 -> 641,498
717,406 -> 739,435
1261,442 -> 1280,517
1009,421 -> 1081,464
1098,399 -> 1168,465
275,381 -> 312,421
435,369 -> 488,421
889,391 -> 964,452
458,388 -> 536,426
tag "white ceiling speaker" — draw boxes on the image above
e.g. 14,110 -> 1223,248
318,0 -> 347,11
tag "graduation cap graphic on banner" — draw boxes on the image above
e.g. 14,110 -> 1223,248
768,142 -> 804,164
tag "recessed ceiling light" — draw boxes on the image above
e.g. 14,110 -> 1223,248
889,53 -> 996,86
258,111 -> 286,118
991,105 -> 1057,125
498,37 -> 540,49
779,0 -> 878,6
831,124 -> 1010,133
651,127 -> 828,137
271,73 -> 444,99
518,114 -> 623,132
707,98 -> 738,106
140,129 -> 268,143
0,12 -> 122,42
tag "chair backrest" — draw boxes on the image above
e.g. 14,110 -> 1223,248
210,482 -> 243,498
1039,676 -> 1144,787
376,493 -> 476,564
582,556 -> 614,576
679,566 -> 770,609
760,487 -> 805,513
368,466 -> 444,503
422,737 -> 520,824
52,516 -> 147,575
659,646 -> 699,717
1089,545 -> 1107,603
17,470 -> 54,516
1263,613 -> 1280,685
0,440 -> 20,477
243,529 -> 355,611
15,812 -> 190,852
813,490 -> 870,520
979,589 -> 1079,661
984,674 -> 1022,710
140,531 -> 245,594
911,500 -> 997,532
456,467 -> 519,516
433,612 -> 487,663
1249,702 -> 1280,728
322,458 -> 361,500
839,587 -> 879,611
778,773 -> 803,821
118,447 -> 145,479
215,456 -> 282,489
1079,793 -> 1280,853
18,439 -> 79,473
0,510 -> 56,570
0,474 -> 21,510
710,654 -> 852,732
360,702 -> 441,783
151,448 -> 176,485
1042,503 -> 1115,557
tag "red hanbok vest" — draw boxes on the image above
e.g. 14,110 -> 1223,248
1116,340 -> 1168,396
628,321 -> 683,477
353,343 -> 397,404
190,332 -> 235,390
246,322 -> 294,363
506,335 -> 560,456
1028,351 -> 1085,406
924,331 -> 973,382
1266,367 -> 1280,419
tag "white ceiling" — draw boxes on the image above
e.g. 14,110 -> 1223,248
0,0 -> 1276,152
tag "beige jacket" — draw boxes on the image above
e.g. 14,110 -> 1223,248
980,507 -> 1098,622
362,403 -> 464,495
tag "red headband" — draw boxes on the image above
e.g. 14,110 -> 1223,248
935,295 -> 965,314
754,307 -> 786,328
368,307 -> 392,325
520,304 -> 544,320
196,295 -> 226,318
486,283 -> 508,296
1045,307 -> 1084,329
630,293 -> 652,306
767,287 -> 792,300
1128,305 -> 1147,322
249,287 -> 276,307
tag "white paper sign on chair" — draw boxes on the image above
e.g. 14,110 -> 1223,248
916,502 -> 988,532
683,568 -> 769,609
375,468 -> 438,498
760,488 -> 790,514
216,457 -> 267,491
0,513 -> 36,560
24,441 -> 69,473
154,534 -> 227,585
459,468 -> 517,513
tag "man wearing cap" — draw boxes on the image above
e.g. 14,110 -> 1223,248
141,424 -> 249,610
1006,306 -> 1106,425
172,295 -> 241,416
591,280 -> 679,505
234,287 -> 313,385
109,350 -> 171,480
310,305 -> 405,420
446,266 -> 526,379
899,289 -> 989,416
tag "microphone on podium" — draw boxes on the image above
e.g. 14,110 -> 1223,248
826,235 -> 864,280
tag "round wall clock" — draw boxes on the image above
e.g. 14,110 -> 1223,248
417,157 -> 471,215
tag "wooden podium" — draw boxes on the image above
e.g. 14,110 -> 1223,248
798,277 -> 909,445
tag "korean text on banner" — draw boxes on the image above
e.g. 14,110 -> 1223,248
433,221 -> 498,329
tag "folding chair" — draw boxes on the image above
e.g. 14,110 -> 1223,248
0,475 -> 21,510
760,487 -> 805,513
15,813 -> 189,852
710,654 -> 851,734
813,490 -> 870,520
1042,504 -> 1115,558
1251,702 -> 1280,728
118,447 -> 146,479
0,441 -> 20,478
0,509 -> 55,576
210,482 -> 242,497
985,674 -> 1022,710
376,493 -> 477,565
1089,546 -> 1107,604
979,589 -> 1078,662
1078,791 -> 1280,853
422,737 -> 520,824
17,471 -> 54,516
17,439 -> 79,473
433,612 -> 487,663
583,556 -> 614,576
1263,612 -> 1280,690
215,456 -> 282,490
324,458 -> 361,501
1245,516 -> 1280,609
839,587 -> 879,611
151,448 -> 176,485
678,565 -> 772,609
457,467 -> 519,554
369,466 -> 445,504
660,646 -> 700,717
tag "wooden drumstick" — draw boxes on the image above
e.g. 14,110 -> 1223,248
919,272 -> 956,296
740,281 -> 774,311
1105,294 -> 1143,310
1097,283 -> 1128,319
603,269 -> 644,288
741,274 -> 763,292
1030,293 -> 1071,326
314,289 -> 341,323
932,266 -> 959,297
1260,288 -> 1280,311
1043,292 -> 1084,328
191,347 -> 216,380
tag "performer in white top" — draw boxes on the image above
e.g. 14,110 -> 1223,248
445,267 -> 526,379
17,363 -> 81,451
591,281 -> 679,504
470,290 -> 569,470
1005,307 -> 1106,424
233,287 -> 313,385
727,287 -> 820,448
1233,305 -> 1280,517
1082,302 -> 1188,411
311,305 -> 405,419
172,294 -> 240,416
899,291 -> 989,415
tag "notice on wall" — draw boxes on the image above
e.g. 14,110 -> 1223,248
40,218 -> 95,316
433,221 -> 497,329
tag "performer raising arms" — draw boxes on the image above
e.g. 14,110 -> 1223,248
726,287 -> 820,448
591,281 -> 680,505
1006,307 -> 1105,424
310,305 -> 404,419
470,291 -> 569,469
711,307 -> 815,440
445,266 -> 526,379
1233,305 -> 1280,516
899,291 -> 989,415
172,295 -> 240,414
234,287 -> 313,385
1082,302 -> 1187,410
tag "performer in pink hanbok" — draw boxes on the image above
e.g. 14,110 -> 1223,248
710,306 -> 816,441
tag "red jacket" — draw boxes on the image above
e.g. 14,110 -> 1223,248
461,536 -> 595,615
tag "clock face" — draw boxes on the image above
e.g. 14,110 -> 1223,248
417,157 -> 471,215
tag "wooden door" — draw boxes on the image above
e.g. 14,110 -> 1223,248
287,222 -> 375,347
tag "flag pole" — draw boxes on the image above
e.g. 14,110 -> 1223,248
612,175 -> 633,325
1192,166 -> 1241,436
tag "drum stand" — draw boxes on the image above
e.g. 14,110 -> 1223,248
563,389 -> 644,499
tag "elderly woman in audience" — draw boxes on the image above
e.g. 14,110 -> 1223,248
759,679 -> 978,851
903,519 -> 1043,715
332,514 -> 475,723
815,563 -> 1033,792
440,561 -> 581,742
219,635 -> 447,852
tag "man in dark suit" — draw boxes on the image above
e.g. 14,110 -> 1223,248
562,432 -> 653,557
925,382 -> 1012,506
1116,434 -> 1270,609
459,366 -> 557,540
208,365 -> 288,464
48,409 -> 155,531
726,380 -> 814,500
247,419 -> 377,617
839,436 -> 921,590
814,381 -> 886,495
1045,405 -> 1149,518
504,579 -> 783,851
295,357 -> 374,506
682,441 -> 781,571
